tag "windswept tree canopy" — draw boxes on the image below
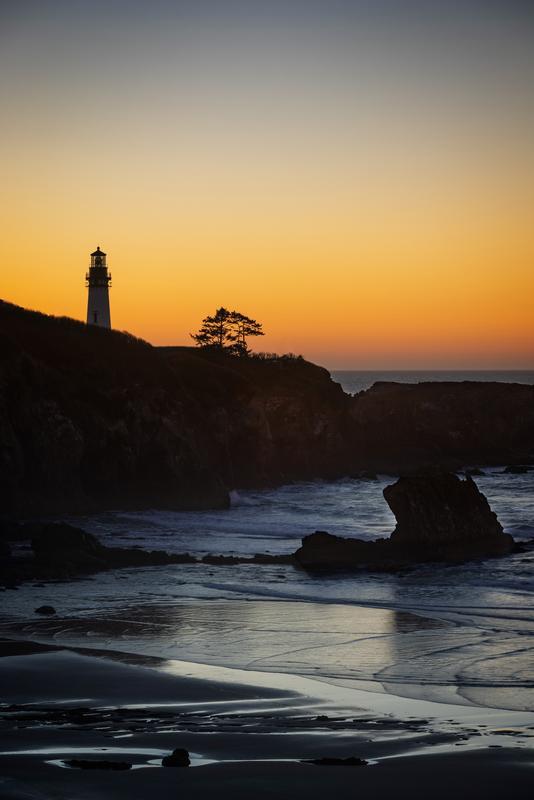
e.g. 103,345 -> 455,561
191,308 -> 264,355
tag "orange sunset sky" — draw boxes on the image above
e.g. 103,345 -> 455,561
1,0 -> 533,369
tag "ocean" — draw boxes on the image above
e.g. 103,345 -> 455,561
1,370 -> 533,715
330,369 -> 534,395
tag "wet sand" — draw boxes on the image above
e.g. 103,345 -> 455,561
1,640 -> 534,799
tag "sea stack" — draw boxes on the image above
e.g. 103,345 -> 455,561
294,474 -> 515,570
86,246 -> 111,328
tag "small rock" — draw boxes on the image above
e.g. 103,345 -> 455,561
503,465 -> 531,474
34,605 -> 56,615
161,748 -> 190,768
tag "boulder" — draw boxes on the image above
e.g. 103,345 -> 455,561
161,748 -> 190,767
34,605 -> 56,615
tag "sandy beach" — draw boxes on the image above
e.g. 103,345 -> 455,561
1,637 -> 534,799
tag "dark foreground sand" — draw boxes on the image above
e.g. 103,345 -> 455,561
1,640 -> 533,799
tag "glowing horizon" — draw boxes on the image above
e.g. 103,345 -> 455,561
1,0 -> 533,369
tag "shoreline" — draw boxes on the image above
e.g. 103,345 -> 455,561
1,638 -> 534,798
3,635 -> 534,726
2,581 -> 534,712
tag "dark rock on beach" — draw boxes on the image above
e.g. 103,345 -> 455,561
161,748 -> 190,767
303,756 -> 368,766
66,759 -> 132,771
32,522 -> 196,575
34,605 -> 56,615
295,474 -> 514,571
0,521 -> 197,584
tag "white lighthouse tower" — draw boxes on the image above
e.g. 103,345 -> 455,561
86,246 -> 111,328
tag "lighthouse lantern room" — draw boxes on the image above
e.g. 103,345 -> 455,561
86,246 -> 111,328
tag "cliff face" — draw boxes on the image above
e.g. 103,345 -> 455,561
1,300 -> 533,515
0,301 -> 352,513
348,381 -> 534,474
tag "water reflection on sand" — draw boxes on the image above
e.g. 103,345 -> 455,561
3,596 -> 533,712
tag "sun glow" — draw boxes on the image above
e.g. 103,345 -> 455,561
1,1 -> 533,368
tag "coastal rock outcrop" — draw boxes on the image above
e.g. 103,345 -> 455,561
295,474 -> 514,570
348,381 -> 534,475
32,524 -> 107,570
1,521 -> 294,585
29,522 -> 195,579
385,474 -> 512,559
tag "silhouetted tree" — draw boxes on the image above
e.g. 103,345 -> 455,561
191,308 -> 264,355
191,307 -> 233,350
227,311 -> 264,356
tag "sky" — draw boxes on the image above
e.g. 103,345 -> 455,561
1,0 -> 533,368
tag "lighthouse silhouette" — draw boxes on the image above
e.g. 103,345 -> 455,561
86,247 -> 111,328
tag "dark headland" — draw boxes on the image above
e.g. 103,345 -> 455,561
1,299 -> 533,516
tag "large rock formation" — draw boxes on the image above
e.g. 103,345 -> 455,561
385,474 -> 511,559
348,381 -> 534,474
295,474 -> 514,570
1,299 -> 533,515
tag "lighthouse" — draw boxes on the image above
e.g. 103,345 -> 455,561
86,246 -> 111,328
